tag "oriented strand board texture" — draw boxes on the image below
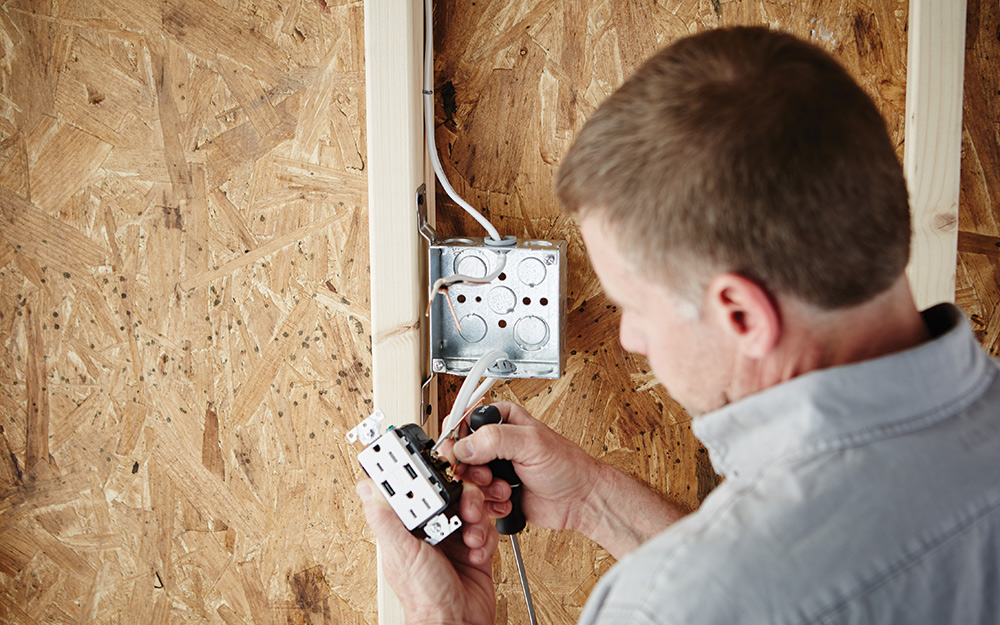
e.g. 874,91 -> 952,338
1,1 -> 996,624
427,1 -> 997,624
0,1 -> 375,623
957,0 -> 1000,355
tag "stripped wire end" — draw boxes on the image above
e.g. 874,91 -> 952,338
431,350 -> 509,454
444,289 -> 463,333
426,251 -> 508,326
425,285 -> 464,332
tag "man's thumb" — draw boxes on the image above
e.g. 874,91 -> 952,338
454,424 -> 505,464
357,479 -> 406,538
453,437 -> 478,463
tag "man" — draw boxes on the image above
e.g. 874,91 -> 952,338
357,26 -> 1000,624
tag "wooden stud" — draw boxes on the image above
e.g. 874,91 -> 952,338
365,2 -> 433,623
904,0 -> 968,309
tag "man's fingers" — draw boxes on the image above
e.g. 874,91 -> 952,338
453,402 -> 544,466
453,421 -> 534,466
492,401 -> 538,426
470,522 -> 500,566
487,500 -> 513,519
463,520 -> 487,549
452,513 -> 500,568
457,464 -> 494,488
459,482 -> 486,525
485,479 -> 511,502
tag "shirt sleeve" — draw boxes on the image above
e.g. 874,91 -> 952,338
576,561 -> 680,625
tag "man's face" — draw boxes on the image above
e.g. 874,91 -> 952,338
579,215 -> 735,416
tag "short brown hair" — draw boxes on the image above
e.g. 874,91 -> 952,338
556,26 -> 910,309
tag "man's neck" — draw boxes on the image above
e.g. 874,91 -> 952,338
737,278 -> 930,395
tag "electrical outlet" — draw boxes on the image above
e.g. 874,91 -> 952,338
346,409 -> 385,445
353,420 -> 462,545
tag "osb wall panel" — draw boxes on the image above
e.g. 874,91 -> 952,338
431,2 -> 912,624
0,1 -> 375,623
957,0 -> 1000,356
1,2 -> 995,625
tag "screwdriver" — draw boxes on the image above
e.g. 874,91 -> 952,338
468,405 -> 537,625
469,404 -> 526,533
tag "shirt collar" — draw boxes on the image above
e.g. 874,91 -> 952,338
692,304 -> 993,480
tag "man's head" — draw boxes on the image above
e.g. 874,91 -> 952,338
557,26 -> 910,310
558,27 -> 914,413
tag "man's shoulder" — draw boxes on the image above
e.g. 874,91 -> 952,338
582,401 -> 1000,625
585,474 -> 1000,625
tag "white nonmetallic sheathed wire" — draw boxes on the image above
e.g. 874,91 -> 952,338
445,349 -> 507,433
423,0 -> 503,243
511,535 -> 538,625
428,251 -> 507,301
434,377 -> 495,448
466,377 -> 497,413
432,349 -> 508,452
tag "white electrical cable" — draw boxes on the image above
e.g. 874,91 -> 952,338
432,376 -> 496,450
423,0 -> 503,243
428,251 -> 507,302
433,349 -> 509,452
465,377 -> 497,414
424,6 -> 534,623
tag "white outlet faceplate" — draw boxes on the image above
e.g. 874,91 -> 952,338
357,428 -> 451,531
423,512 -> 462,543
346,409 -> 385,445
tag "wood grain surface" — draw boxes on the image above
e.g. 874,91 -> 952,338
957,0 -> 1000,358
0,0 -> 375,623
427,1 -> 991,624
0,1 -> 997,624
904,0 -> 966,309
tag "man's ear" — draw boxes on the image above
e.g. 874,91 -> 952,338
703,273 -> 781,359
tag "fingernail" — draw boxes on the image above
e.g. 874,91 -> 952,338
454,440 -> 473,460
356,482 -> 372,502
468,525 -> 484,545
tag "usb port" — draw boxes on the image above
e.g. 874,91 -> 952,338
404,464 -> 417,479
381,481 -> 395,497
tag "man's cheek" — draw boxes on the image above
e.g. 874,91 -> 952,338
619,318 -> 649,356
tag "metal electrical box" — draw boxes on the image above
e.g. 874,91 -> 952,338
428,237 -> 567,379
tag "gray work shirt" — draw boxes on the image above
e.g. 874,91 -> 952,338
579,304 -> 1000,624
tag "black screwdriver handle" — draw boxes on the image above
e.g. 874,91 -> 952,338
468,405 -> 526,535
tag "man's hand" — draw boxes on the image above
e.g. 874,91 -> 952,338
357,479 -> 499,625
449,401 -> 692,559
446,401 -> 603,534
